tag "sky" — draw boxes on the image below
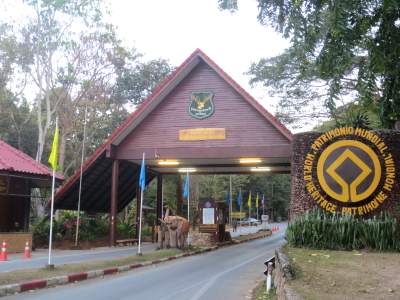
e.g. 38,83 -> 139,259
106,0 -> 290,119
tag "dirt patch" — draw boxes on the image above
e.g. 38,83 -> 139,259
35,237 -> 156,250
286,247 -> 400,300
52,238 -> 110,250
34,238 -> 110,250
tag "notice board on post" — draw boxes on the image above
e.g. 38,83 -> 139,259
198,198 -> 226,242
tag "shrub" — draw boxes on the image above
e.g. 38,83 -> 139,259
116,220 -> 136,238
286,206 -> 400,251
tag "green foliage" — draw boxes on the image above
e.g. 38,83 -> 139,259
141,226 -> 153,237
222,0 -> 400,129
31,219 -> 66,243
116,220 -> 135,239
334,111 -> 372,130
286,207 -> 400,251
31,219 -> 50,243
146,213 -> 157,227
113,58 -> 175,107
218,0 -> 238,13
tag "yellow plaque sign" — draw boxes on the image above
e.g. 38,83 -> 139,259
231,212 -> 246,218
179,128 -> 226,141
199,224 -> 218,233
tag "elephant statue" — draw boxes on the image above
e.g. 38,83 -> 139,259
157,218 -> 170,250
158,205 -> 189,250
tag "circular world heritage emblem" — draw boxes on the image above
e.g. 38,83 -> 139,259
317,140 -> 381,203
303,127 -> 395,215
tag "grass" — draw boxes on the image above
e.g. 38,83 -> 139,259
0,249 -> 183,286
251,280 -> 277,300
284,246 -> 400,300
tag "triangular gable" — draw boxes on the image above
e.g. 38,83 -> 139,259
118,57 -> 291,153
111,49 -> 291,146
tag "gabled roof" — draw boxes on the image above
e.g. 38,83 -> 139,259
0,140 -> 64,185
109,48 -> 292,146
53,49 -> 292,212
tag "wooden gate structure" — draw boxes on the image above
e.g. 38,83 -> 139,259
53,49 -> 293,247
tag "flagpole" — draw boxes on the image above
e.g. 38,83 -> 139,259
263,194 -> 265,216
229,175 -> 232,227
248,190 -> 251,232
239,200 -> 242,235
138,153 -> 145,255
238,188 -> 242,236
46,117 -> 58,269
75,105 -> 88,247
187,171 -> 190,246
256,192 -> 259,225
47,169 -> 55,267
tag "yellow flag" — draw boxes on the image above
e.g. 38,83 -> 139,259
256,193 -> 259,207
248,190 -> 251,207
48,124 -> 59,171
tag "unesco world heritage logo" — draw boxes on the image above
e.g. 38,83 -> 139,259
189,91 -> 214,120
303,127 -> 395,215
317,140 -> 381,203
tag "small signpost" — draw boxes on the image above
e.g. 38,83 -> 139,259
198,198 -> 226,242
264,256 -> 275,293
261,214 -> 269,230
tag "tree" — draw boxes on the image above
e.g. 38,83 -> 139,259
218,0 -> 400,129
5,0 -> 110,164
245,49 -> 374,130
113,58 -> 175,107
0,23 -> 37,155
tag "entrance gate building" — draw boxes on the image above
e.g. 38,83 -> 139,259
53,49 -> 293,247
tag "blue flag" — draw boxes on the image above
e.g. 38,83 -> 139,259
139,155 -> 145,190
183,173 -> 189,197
237,190 -> 242,205
226,188 -> 230,204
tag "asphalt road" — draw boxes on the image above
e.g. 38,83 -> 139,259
1,223 -> 278,273
5,223 -> 287,300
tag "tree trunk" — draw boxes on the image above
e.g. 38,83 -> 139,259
174,175 -> 183,216
58,128 -> 68,174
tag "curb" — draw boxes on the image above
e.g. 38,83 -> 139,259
0,247 -> 217,297
0,232 -> 272,297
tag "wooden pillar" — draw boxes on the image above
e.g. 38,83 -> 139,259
110,159 -> 119,247
157,174 -> 163,224
23,197 -> 30,232
135,167 -> 141,240
23,179 -> 30,232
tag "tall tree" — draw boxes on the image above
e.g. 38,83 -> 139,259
219,0 -> 400,129
113,58 -> 175,107
10,0 -> 109,163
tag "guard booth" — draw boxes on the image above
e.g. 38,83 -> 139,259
198,198 -> 226,243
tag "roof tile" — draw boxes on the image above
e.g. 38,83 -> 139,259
0,140 -> 64,180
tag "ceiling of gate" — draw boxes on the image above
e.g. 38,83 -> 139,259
133,157 -> 291,175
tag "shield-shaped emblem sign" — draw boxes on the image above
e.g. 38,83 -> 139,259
189,91 -> 214,120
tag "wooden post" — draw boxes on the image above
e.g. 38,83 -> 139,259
109,159 -> 118,247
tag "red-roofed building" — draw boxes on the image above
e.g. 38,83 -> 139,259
0,140 -> 64,253
53,49 -> 292,247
